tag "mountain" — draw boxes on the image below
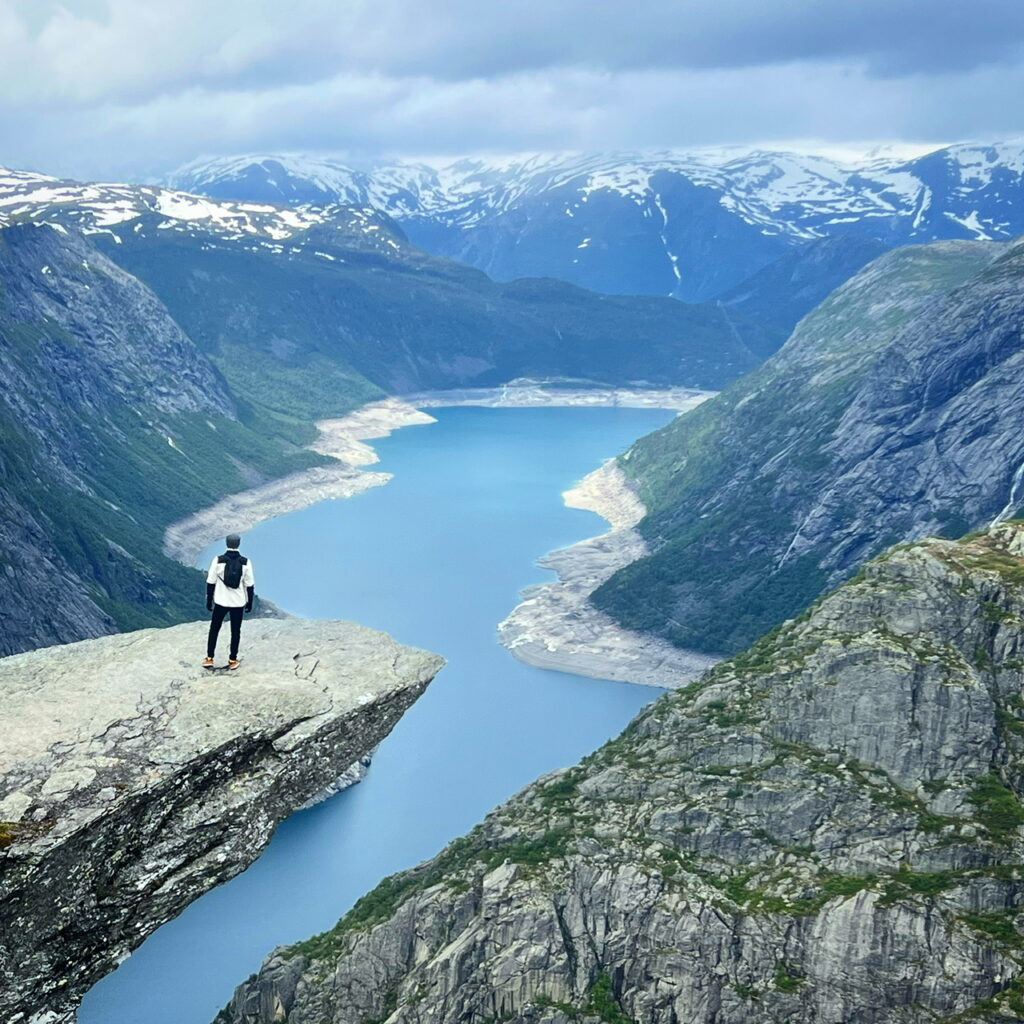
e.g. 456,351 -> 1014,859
0,221 -> 328,655
592,237 -> 1016,655
714,234 -> 890,336
217,523 -> 1024,1024
0,171 -> 777,654
169,141 -> 1024,304
1,168 -> 778,401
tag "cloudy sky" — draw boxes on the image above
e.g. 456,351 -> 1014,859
2,0 -> 1023,181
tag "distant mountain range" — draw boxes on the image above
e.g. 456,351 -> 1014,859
168,141 -> 1024,304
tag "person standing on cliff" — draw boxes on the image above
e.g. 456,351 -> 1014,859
203,533 -> 255,670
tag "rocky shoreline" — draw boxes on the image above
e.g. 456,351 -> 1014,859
403,379 -> 714,410
163,398 -> 436,565
498,460 -> 719,688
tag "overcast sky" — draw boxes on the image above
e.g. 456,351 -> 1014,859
2,0 -> 1024,181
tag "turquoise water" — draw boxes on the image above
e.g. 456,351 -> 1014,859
78,406 -> 673,1024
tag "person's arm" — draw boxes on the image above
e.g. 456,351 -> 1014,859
244,560 -> 255,613
206,558 -> 219,610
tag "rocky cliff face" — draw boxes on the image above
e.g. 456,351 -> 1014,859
217,525 -> 1024,1024
0,221 -> 329,654
0,617 -> 443,1024
593,237 -> 1013,654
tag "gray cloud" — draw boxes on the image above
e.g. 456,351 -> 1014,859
1,0 -> 1022,180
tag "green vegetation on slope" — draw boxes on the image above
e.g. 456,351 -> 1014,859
592,240 -> 1006,654
0,221 -> 340,649
0,397 -> 326,639
99,224 -> 782,402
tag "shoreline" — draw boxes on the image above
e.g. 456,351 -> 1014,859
162,397 -> 436,565
497,460 -> 720,689
403,381 -> 714,411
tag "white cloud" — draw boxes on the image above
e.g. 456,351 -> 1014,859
1,0 -> 1023,179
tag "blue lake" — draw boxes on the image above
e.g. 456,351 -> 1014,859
79,405 -> 673,1024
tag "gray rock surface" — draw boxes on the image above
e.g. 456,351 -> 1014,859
0,617 -> 443,1024
218,525 -> 1024,1024
0,222 -> 236,653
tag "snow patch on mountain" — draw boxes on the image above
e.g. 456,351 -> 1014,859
0,170 -> 406,259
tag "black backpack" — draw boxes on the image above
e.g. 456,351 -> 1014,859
218,551 -> 247,589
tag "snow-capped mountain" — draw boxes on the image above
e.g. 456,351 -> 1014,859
168,142 -> 1024,301
0,167 -> 407,259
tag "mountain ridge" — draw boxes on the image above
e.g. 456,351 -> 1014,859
592,236 -> 1017,655
168,141 -> 1024,302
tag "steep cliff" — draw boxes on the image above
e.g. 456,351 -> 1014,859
0,617 -> 443,1024
0,221 -> 327,654
593,237 -> 1011,654
217,525 -> 1024,1023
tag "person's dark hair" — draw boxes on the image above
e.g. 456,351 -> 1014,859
226,533 -> 241,549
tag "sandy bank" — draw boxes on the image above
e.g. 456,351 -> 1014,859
498,460 -> 719,689
163,398 -> 435,565
403,380 -> 714,411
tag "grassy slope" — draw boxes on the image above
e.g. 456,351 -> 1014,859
0,395 -> 328,636
0,223 -> 342,645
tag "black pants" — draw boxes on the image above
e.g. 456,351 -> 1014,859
208,605 -> 244,660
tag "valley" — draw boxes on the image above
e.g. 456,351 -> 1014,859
4,138 -> 1024,1024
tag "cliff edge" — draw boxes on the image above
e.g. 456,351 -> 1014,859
0,618 -> 443,1024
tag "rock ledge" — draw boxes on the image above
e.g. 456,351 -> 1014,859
0,617 -> 443,1024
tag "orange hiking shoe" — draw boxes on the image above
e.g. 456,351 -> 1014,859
228,658 -> 241,670
202,656 -> 215,669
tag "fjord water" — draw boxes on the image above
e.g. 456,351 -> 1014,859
79,406 -> 672,1024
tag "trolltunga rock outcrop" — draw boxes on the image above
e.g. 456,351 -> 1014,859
0,617 -> 443,1024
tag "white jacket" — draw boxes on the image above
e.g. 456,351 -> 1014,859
207,554 -> 255,608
